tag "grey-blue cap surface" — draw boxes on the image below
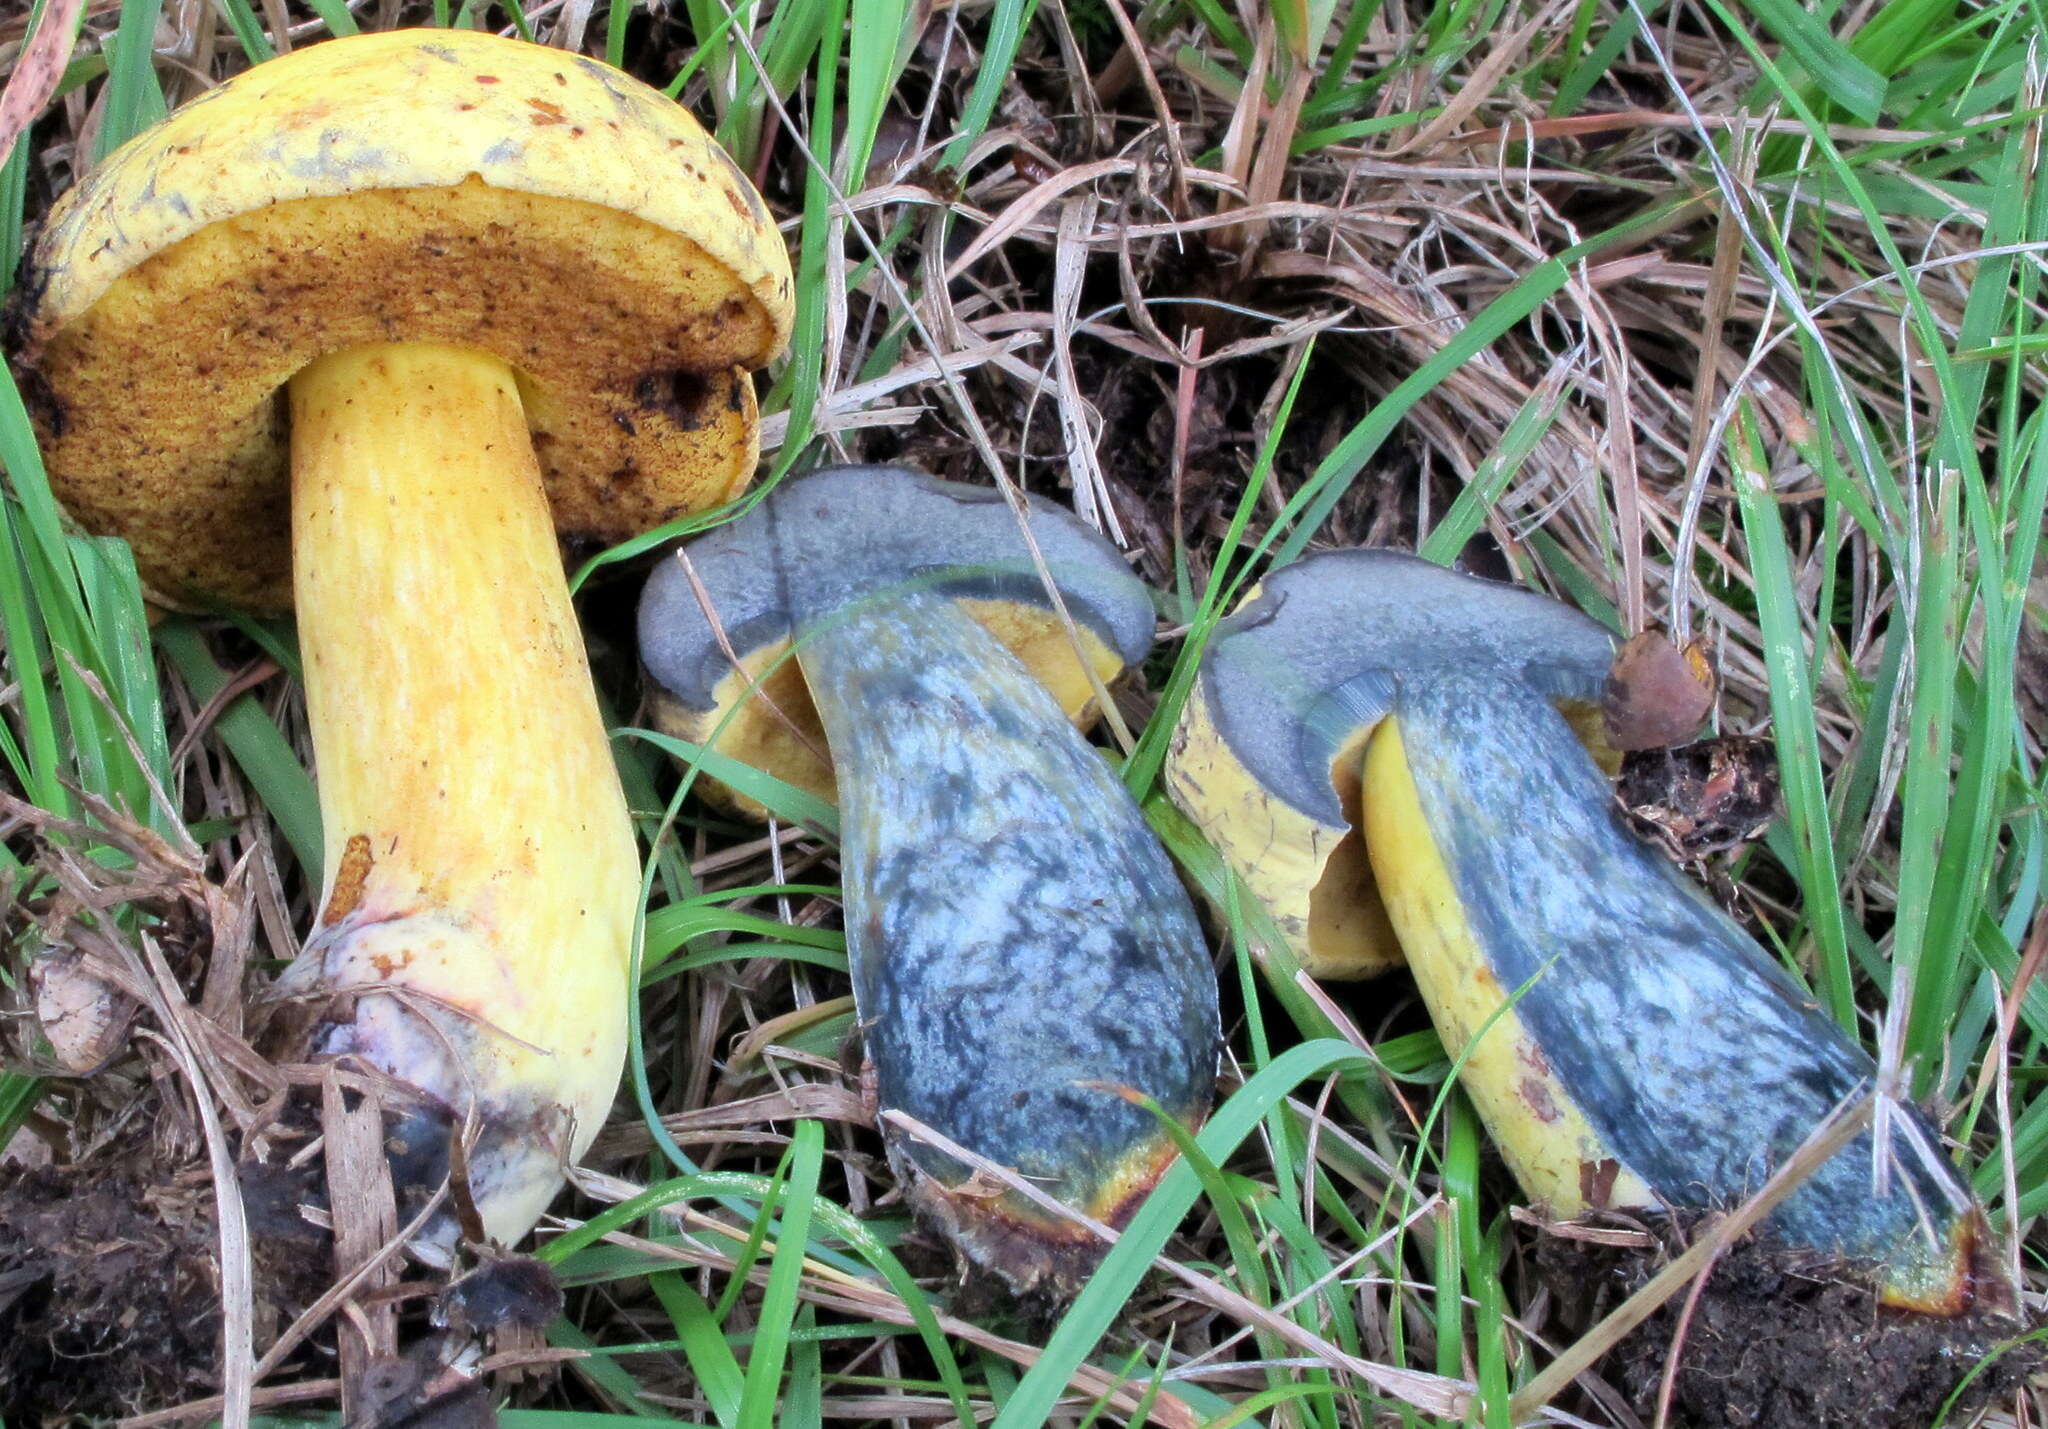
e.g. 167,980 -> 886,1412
638,465 -> 1157,710
1202,549 -> 1617,826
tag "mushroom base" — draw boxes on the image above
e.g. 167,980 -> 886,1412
272,907 -> 594,1264
895,1134 -> 1185,1301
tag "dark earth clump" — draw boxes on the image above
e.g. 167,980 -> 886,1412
0,1154 -> 332,1422
1617,735 -> 1781,863
1537,1221 -> 2040,1428
3,1165 -> 228,1420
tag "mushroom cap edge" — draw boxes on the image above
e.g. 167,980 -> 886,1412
1197,548 -> 1617,827
638,465 -> 1157,712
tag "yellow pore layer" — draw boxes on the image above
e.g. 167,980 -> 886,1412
1165,677 -> 1404,979
658,598 -> 1131,819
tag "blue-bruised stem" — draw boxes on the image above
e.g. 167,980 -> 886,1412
1398,676 -> 1982,1311
791,587 -> 1219,1295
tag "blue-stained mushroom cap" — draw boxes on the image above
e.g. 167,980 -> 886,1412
1165,550 -> 1618,980
637,466 -> 1158,815
639,465 -> 1155,711
1202,549 -> 1617,827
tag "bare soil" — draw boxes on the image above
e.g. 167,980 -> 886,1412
0,1162 -> 297,1421
1538,1222 -> 2040,1428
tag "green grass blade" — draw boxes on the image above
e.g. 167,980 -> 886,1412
1418,364 -> 1577,565
647,1276 -> 743,1428
621,728 -> 839,837
782,1305 -> 824,1429
303,0 -> 359,34
1735,0 -> 1886,123
839,0 -> 912,188
941,0 -> 1041,171
94,0 -> 167,161
155,621 -> 322,875
213,0 -> 275,62
991,1041 -> 1439,1429
1434,1098 -> 1477,1384
544,1318 -> 670,1417
0,141 -> 27,296
1727,403 -> 1856,1028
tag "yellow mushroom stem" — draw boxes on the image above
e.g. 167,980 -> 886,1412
286,342 -> 637,1251
1362,717 -> 1655,1214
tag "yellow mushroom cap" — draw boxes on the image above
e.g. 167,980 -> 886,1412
14,28 -> 795,610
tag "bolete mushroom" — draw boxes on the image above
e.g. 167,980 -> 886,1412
639,465 -> 1219,1294
1168,549 -> 1984,1311
13,29 -> 793,1255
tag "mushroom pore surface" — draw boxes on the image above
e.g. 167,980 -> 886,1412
26,184 -> 768,611
16,27 -> 794,611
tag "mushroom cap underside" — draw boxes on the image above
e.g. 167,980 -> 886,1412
15,28 -> 794,610
637,465 -> 1157,814
1164,550 -> 1618,979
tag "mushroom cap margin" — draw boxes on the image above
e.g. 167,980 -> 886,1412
25,28 -> 791,345
1164,549 -> 1616,979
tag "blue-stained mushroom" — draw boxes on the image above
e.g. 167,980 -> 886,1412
1168,548 -> 1989,1312
639,466 -> 1220,1294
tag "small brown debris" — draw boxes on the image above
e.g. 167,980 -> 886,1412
322,833 -> 376,925
437,1256 -> 561,1338
29,949 -> 136,1073
1603,629 -> 1717,752
1577,1157 -> 1622,1210
1520,1076 -> 1562,1123
2019,574 -> 2048,740
350,1336 -> 494,1429
1618,736 -> 1780,862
